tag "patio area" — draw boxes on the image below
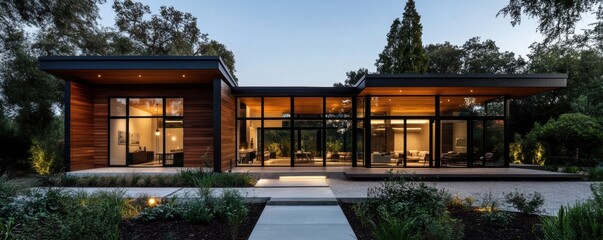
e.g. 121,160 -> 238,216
67,166 -> 581,180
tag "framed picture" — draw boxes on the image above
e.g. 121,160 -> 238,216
118,131 -> 126,145
455,137 -> 467,147
130,132 -> 140,145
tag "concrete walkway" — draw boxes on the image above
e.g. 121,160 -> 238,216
248,177 -> 356,240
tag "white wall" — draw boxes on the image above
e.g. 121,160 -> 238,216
453,121 -> 467,153
109,119 -> 126,165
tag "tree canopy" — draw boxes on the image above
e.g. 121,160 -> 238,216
375,0 -> 428,74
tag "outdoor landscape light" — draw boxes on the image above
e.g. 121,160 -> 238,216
148,198 -> 157,206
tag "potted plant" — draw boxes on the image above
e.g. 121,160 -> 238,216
267,143 -> 280,158
327,140 -> 343,159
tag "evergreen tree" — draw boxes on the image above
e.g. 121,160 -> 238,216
375,0 -> 428,74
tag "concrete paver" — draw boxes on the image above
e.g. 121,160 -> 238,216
249,206 -> 355,240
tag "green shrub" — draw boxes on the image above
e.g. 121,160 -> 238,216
354,176 -> 463,240
371,210 -> 420,240
30,119 -> 64,175
563,166 -> 581,173
541,183 -> 603,240
180,198 -> 215,223
135,197 -> 180,222
478,192 -> 510,226
214,189 -> 248,240
587,167 -> 603,181
504,190 -> 545,214
446,193 -> 475,210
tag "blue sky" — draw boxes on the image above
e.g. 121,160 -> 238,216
97,1 -> 591,86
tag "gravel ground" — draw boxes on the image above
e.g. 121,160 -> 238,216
328,178 -> 598,215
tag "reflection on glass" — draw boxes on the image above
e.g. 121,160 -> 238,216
326,120 -> 352,166
370,119 -> 403,166
371,97 -> 435,116
166,98 -> 183,116
439,96 -> 503,116
326,97 -> 352,118
263,120 -> 291,166
485,120 -> 504,166
237,120 -> 261,166
357,97 -> 365,118
294,97 -> 322,118
405,119 -> 431,167
295,129 -> 323,166
264,97 -> 291,118
440,120 -> 468,167
164,118 -> 183,166
472,120 -> 484,167
110,98 -> 126,116
238,97 -> 262,118
356,120 -> 364,166
109,119 -> 126,165
129,98 -> 163,116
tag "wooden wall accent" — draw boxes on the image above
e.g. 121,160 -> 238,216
90,85 -> 213,168
220,80 -> 236,171
70,81 -> 95,170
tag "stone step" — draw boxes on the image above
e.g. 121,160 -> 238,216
267,197 -> 338,206
255,177 -> 329,188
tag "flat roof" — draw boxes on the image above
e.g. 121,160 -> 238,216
39,56 -> 237,87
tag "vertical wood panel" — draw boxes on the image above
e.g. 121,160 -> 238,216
70,81 -> 95,170
221,80 -> 236,171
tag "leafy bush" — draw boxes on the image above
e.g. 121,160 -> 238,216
214,189 -> 249,240
587,167 -> 603,181
447,193 -> 475,210
135,197 -> 180,222
180,197 -> 215,223
354,176 -> 463,240
178,168 -> 256,187
541,183 -> 603,240
504,190 -> 545,214
478,192 -> 510,226
30,119 -> 64,175
371,210 -> 419,240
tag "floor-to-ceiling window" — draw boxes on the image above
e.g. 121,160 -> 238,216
109,97 -> 183,167
369,96 -> 435,167
439,96 -> 505,167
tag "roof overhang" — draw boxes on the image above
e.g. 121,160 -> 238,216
231,86 -> 357,97
355,74 -> 567,98
38,56 -> 237,87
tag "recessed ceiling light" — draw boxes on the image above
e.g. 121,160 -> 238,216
138,75 -> 141,78
470,89 -> 474,93
439,101 -> 442,103
97,74 -> 101,78
399,90 -> 402,93
182,74 -> 186,78
447,99 -> 450,102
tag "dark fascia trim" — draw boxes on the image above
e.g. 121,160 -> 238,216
353,73 -> 568,89
38,56 -> 237,87
231,86 -> 358,97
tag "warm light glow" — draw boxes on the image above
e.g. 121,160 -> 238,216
447,99 -> 450,102
148,198 -> 157,206
97,74 -> 101,78
399,90 -> 402,93
165,120 -> 183,123
470,89 -> 474,93
138,75 -> 142,78
280,176 -> 326,180
155,128 -> 160,136
406,119 -> 429,124
171,136 -> 177,141
182,74 -> 186,78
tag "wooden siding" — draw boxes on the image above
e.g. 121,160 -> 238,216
70,81 -> 95,170
220,80 -> 236,171
90,85 -> 213,168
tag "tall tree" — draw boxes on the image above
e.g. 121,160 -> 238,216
333,68 -> 369,87
112,0 -> 237,81
498,0 -> 603,44
425,42 -> 463,73
375,0 -> 428,74
462,37 -> 526,74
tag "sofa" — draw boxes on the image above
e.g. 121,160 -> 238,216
372,153 -> 392,163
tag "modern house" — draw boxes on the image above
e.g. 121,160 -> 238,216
39,56 -> 567,172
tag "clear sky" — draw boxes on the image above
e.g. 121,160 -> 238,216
96,1 -> 590,86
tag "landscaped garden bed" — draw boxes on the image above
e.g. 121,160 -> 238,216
340,202 -> 543,240
120,203 -> 265,240
40,168 -> 257,188
0,175 -> 264,240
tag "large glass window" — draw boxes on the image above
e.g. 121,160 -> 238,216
238,97 -> 262,118
485,120 -> 504,166
405,119 -> 431,167
237,120 -> 261,166
109,97 -> 183,167
264,97 -> 291,118
371,97 -> 435,116
294,97 -> 323,118
439,96 -> 503,116
326,97 -> 352,118
440,120 -> 468,167
357,97 -> 365,118
356,120 -> 364,166
325,120 -> 352,166
263,120 -> 291,166
129,98 -> 163,116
